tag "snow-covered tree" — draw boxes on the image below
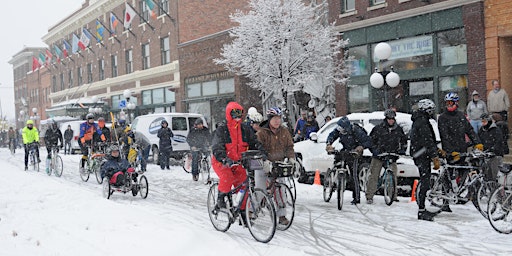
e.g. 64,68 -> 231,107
215,0 -> 350,127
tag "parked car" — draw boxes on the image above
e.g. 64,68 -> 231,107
294,111 -> 440,194
130,113 -> 207,163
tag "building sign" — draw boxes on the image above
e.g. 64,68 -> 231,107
409,81 -> 434,96
184,71 -> 231,84
374,35 -> 433,61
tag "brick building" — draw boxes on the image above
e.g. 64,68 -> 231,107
333,0 -> 486,115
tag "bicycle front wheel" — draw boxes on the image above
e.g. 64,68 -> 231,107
477,180 -> 499,219
274,183 -> 295,231
246,188 -> 276,243
207,183 -> 231,232
284,176 -> 296,202
383,169 -> 396,206
487,187 -> 512,234
139,175 -> 149,199
199,158 -> 210,184
94,161 -> 103,184
337,172 -> 346,211
323,169 -> 334,202
54,155 -> 64,177
79,160 -> 90,182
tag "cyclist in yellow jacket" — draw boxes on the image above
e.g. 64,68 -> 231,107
22,120 -> 40,171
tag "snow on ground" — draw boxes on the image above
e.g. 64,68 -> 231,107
0,148 -> 510,256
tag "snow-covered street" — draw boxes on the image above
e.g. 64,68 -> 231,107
0,148 -> 509,256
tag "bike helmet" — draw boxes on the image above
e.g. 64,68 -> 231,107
384,109 -> 396,119
336,116 -> 351,134
444,92 -> 459,102
247,112 -> 263,124
26,120 -> 34,125
86,113 -> 95,120
108,144 -> 120,154
417,99 -> 436,116
266,107 -> 282,118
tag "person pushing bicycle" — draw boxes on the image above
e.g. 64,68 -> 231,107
22,119 -> 41,171
366,109 -> 407,204
211,101 -> 266,212
325,116 -> 372,205
256,107 -> 296,225
186,118 -> 211,181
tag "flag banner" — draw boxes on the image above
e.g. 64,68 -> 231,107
78,28 -> 91,50
124,2 -> 137,29
54,45 -> 63,60
63,39 -> 71,57
45,49 -> 53,65
110,12 -> 119,34
72,34 -> 80,53
145,0 -> 157,20
38,53 -> 46,66
96,20 -> 105,42
32,56 -> 40,72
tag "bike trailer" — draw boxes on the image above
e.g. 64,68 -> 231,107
498,164 -> 512,187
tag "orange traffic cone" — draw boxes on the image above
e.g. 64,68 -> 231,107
314,169 -> 321,185
410,179 -> 419,202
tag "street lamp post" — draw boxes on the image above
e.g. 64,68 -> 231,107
123,89 -> 136,123
370,42 -> 400,110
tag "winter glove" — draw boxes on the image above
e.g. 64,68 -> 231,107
437,148 -> 447,158
355,146 -> 364,156
263,160 -> 273,174
432,157 -> 440,170
451,151 -> 460,162
474,144 -> 484,151
326,144 -> 334,153
222,158 -> 234,167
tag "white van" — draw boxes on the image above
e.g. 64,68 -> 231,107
130,113 -> 207,162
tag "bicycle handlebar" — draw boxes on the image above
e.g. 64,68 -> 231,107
327,149 -> 360,157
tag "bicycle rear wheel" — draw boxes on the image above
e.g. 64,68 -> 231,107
94,160 -> 103,184
54,155 -> 64,177
488,187 -> 512,234
199,158 -> 210,184
422,175 -> 447,213
284,176 -> 296,202
182,152 -> 192,173
139,175 -> 149,199
207,183 -> 231,232
477,180 -> 498,219
323,169 -> 334,202
337,172 -> 346,211
383,169 -> 396,206
246,188 -> 276,243
274,183 -> 295,231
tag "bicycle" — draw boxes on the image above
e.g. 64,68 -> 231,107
79,142 -> 106,184
207,150 -> 277,243
103,167 -> 149,199
267,161 -> 295,231
421,150 -> 487,213
27,142 -> 40,172
324,150 -> 359,210
46,145 -> 63,177
374,153 -> 399,206
487,164 -> 512,234
183,148 -> 212,184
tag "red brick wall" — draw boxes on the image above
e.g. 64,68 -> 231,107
463,2 -> 486,100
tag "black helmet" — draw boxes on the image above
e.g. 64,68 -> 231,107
480,113 -> 492,122
384,109 -> 396,119
108,144 -> 120,155
86,113 -> 95,120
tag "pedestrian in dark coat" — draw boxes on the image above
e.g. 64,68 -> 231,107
63,125 -> 74,154
479,113 -> 506,180
187,119 -> 211,180
157,120 -> 174,170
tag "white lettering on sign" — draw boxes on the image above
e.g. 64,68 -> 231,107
373,35 -> 433,61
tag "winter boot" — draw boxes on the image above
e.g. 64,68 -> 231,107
216,192 -> 227,210
418,209 -> 437,221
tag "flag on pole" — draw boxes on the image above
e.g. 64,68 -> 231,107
32,56 -> 40,72
63,40 -> 71,57
72,34 -> 80,53
96,20 -> 105,42
38,53 -> 46,66
78,28 -> 91,51
110,12 -> 120,34
54,45 -> 63,62
124,2 -> 137,29
45,49 -> 53,65
145,0 -> 157,20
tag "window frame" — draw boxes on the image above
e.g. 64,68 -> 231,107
98,59 -> 105,81
87,63 -> 93,83
161,37 -> 170,65
111,55 -> 118,77
125,49 -> 133,74
142,43 -> 150,70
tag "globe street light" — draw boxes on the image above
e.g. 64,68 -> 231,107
370,42 -> 400,110
123,89 -> 136,123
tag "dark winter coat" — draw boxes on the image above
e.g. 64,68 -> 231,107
256,121 -> 295,162
100,127 -> 111,142
370,118 -> 408,157
301,120 -> 319,140
44,127 -> 63,147
410,111 -> 438,160
64,129 -> 73,142
100,155 -> 131,179
211,101 -> 266,163
157,127 -> 174,152
438,109 -> 480,154
326,122 -> 371,151
187,127 -> 211,149
478,122 -> 507,156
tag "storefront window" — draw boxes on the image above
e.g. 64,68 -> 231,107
187,83 -> 201,98
142,90 -> 151,105
203,81 -> 217,96
372,35 -> 434,71
153,88 -> 164,104
165,88 -> 175,103
348,84 -> 369,113
347,45 -> 368,76
219,78 -> 235,94
438,28 -> 467,66
439,75 -> 468,109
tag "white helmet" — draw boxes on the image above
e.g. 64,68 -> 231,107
417,99 -> 436,115
247,112 -> 263,124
